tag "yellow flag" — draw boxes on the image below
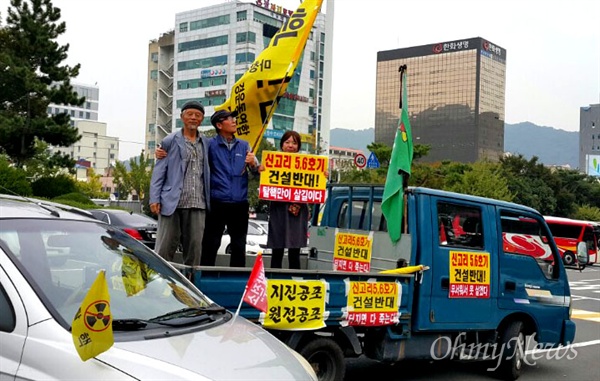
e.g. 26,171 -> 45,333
71,270 -> 114,361
215,0 -> 324,151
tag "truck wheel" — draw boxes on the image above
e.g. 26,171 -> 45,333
563,251 -> 575,266
497,321 -> 525,380
298,337 -> 345,381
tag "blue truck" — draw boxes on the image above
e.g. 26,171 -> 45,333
190,185 -> 576,381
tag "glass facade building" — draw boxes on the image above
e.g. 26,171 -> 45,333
375,37 -> 507,163
145,1 -> 329,159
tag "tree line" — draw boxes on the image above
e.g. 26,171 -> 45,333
333,143 -> 600,221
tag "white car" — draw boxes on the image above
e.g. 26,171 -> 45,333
218,220 -> 268,255
0,196 -> 317,381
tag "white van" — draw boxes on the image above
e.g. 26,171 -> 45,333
0,196 -> 317,380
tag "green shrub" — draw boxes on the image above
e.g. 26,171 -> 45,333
53,192 -> 96,206
50,199 -> 98,210
0,159 -> 32,196
31,174 -> 77,199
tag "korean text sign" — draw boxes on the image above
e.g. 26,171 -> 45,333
344,281 -> 400,326
259,151 -> 328,203
261,279 -> 327,330
449,251 -> 490,298
333,231 -> 373,272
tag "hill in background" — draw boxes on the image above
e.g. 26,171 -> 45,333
330,122 -> 578,169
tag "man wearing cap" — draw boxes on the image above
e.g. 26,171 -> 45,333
200,109 -> 258,267
149,100 -> 211,268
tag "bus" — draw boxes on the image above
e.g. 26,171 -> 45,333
544,216 -> 599,267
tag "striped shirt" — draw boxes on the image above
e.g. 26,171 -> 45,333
177,136 -> 206,209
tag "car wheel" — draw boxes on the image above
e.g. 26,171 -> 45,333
225,244 -> 232,254
298,337 -> 345,381
563,251 -> 575,266
497,321 -> 525,380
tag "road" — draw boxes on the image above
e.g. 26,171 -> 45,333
344,266 -> 600,381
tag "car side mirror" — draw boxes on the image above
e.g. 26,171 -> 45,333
577,241 -> 589,266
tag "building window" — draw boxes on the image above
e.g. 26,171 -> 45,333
237,10 -> 247,21
179,22 -> 188,32
190,15 -> 230,30
151,52 -> 158,62
177,55 -> 228,71
236,31 -> 256,43
86,112 -> 90,119
150,70 -> 158,80
178,35 -> 228,53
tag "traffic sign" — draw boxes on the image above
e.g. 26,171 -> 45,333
367,152 -> 380,169
354,153 -> 366,169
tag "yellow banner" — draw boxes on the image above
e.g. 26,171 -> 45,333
261,279 -> 327,330
71,270 -> 114,361
259,151 -> 328,203
449,251 -> 490,298
215,0 -> 324,151
333,231 -> 373,272
345,281 -> 400,326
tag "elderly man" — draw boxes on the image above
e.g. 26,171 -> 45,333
149,100 -> 210,267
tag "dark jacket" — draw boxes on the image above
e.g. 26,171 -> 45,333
208,135 -> 254,203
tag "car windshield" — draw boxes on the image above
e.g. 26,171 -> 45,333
0,219 -> 214,330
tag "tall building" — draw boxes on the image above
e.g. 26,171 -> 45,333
579,103 -> 600,176
47,82 -> 99,124
145,0 -> 330,160
47,82 -> 119,172
375,37 -> 507,163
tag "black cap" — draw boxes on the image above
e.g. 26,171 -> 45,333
181,100 -> 205,115
210,110 -> 235,127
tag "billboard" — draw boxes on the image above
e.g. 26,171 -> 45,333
587,154 -> 600,177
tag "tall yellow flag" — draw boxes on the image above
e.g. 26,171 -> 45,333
71,270 -> 114,361
215,0 -> 324,151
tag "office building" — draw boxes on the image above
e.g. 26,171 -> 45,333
145,0 -> 330,160
47,82 -> 119,172
579,103 -> 600,176
47,82 -> 99,124
375,37 -> 507,163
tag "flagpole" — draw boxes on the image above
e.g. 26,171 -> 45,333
398,64 -> 409,234
234,286 -> 248,318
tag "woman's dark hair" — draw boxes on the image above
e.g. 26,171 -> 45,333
279,130 -> 302,150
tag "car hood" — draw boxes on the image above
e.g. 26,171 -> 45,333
103,317 -> 314,381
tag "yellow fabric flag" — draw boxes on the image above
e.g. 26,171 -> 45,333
215,0 -> 324,151
71,270 -> 114,361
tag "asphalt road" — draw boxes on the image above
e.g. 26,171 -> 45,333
344,266 -> 600,381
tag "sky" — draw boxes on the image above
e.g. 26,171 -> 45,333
1,0 -> 599,160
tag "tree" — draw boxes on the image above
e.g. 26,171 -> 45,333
572,205 -> 600,221
0,0 -> 82,166
366,142 -> 392,168
21,138 -> 75,180
113,151 -> 153,210
31,173 -> 76,199
0,155 -> 32,195
447,160 -> 514,202
75,167 -> 108,199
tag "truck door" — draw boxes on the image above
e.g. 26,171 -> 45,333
497,209 -> 568,338
427,199 -> 496,326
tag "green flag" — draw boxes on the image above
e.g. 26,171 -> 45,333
382,67 -> 413,243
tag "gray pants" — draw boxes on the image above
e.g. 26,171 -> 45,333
156,208 -> 205,267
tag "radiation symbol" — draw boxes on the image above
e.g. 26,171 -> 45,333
83,300 -> 112,332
